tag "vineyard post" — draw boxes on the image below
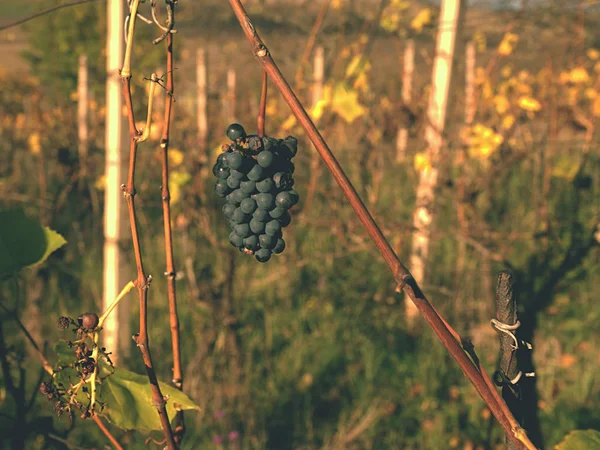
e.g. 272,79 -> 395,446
77,54 -> 88,178
396,39 -> 414,163
225,1 -> 537,448
407,0 -> 463,323
197,47 -> 208,154
494,271 -> 524,450
103,0 -> 130,362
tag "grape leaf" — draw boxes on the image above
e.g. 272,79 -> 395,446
99,367 -> 200,431
331,83 -> 366,124
555,430 -> 600,450
0,209 -> 66,280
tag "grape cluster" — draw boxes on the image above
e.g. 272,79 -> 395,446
213,123 -> 299,263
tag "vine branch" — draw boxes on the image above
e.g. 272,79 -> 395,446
225,2 -> 537,449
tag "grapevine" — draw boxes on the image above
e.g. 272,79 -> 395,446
213,123 -> 299,263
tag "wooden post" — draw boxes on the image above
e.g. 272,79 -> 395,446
196,48 -> 208,154
396,39 -> 414,163
226,68 -> 236,121
465,41 -> 476,125
407,0 -> 463,323
103,0 -> 130,361
77,54 -> 89,175
494,271 -> 521,450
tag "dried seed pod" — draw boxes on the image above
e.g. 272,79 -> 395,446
77,312 -> 99,331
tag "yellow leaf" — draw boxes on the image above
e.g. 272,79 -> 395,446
95,175 -> 106,191
570,67 -> 590,84
169,170 -> 191,205
28,133 -> 41,155
311,98 -> 329,121
501,65 -> 512,78
411,8 -> 431,33
331,83 -> 366,124
494,95 -> 510,115
587,48 -> 600,60
414,152 -> 431,172
380,12 -> 400,33
281,115 -> 297,131
502,114 -> 515,129
518,96 -> 541,112
169,149 -> 184,167
266,99 -> 278,116
584,88 -> 597,100
498,32 -> 518,56
345,56 -> 370,78
473,31 -> 486,52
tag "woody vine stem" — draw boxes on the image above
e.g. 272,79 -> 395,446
120,0 -> 177,448
226,1 -> 537,449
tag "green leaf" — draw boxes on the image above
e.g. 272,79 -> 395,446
0,209 -> 66,279
556,430 -> 600,450
99,368 -> 200,431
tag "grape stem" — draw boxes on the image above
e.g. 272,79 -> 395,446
225,2 -> 537,450
258,69 -> 267,137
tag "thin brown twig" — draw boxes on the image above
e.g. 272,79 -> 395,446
258,69 -> 268,136
224,2 -> 536,449
92,414 -> 124,450
120,2 -> 177,448
159,24 -> 185,442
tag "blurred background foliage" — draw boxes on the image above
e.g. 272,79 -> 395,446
0,0 -> 599,449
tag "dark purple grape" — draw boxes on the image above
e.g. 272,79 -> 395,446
288,189 -> 299,206
255,248 -> 272,263
243,235 -> 259,251
275,191 -> 293,209
235,223 -> 251,238
230,169 -> 246,180
215,179 -> 230,197
226,123 -> 246,141
231,207 -> 249,224
265,220 -> 281,236
229,231 -> 244,248
253,208 -> 270,221
230,189 -> 248,204
255,193 -> 275,210
249,218 -> 265,234
222,203 -> 236,219
240,198 -> 257,214
247,164 -> 265,182
217,152 -> 229,167
272,238 -> 286,254
257,151 -> 274,168
259,234 -> 275,249
262,137 -> 278,151
256,178 -> 274,193
226,151 -> 243,170
227,176 -> 241,189
240,180 -> 256,194
269,207 -> 285,219
278,211 -> 291,227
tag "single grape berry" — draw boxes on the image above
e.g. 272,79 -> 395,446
235,223 -> 251,238
259,234 -> 275,249
272,238 -> 286,254
229,231 -> 244,248
240,180 -> 256,194
226,123 -> 247,141
265,220 -> 282,236
255,193 -> 275,210
257,150 -> 274,168
243,235 -> 259,251
282,136 -> 298,157
288,189 -> 300,206
231,208 -> 249,224
262,136 -> 278,151
226,151 -> 243,170
215,166 -> 230,179
269,207 -> 285,219
253,208 -> 270,221
255,248 -> 272,263
230,189 -> 248,204
230,169 -> 246,180
249,218 -> 266,234
240,198 -> 258,214
57,316 -> 71,331
256,178 -> 274,193
227,176 -> 241,189
278,211 -> 292,227
78,312 -> 99,331
247,164 -> 265,182
215,179 -> 230,197
275,191 -> 294,209
222,203 -> 236,219
217,152 -> 229,167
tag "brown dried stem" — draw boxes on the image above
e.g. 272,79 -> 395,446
225,2 -> 536,449
92,414 -> 124,450
159,28 -> 185,441
120,1 -> 177,448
